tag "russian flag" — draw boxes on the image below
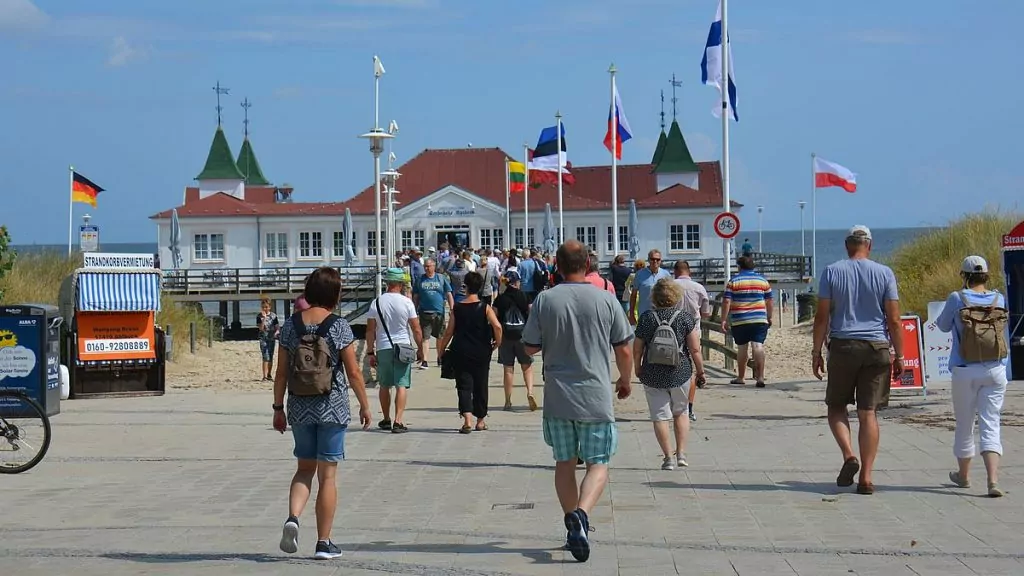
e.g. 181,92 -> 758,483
603,84 -> 632,160
700,0 -> 738,122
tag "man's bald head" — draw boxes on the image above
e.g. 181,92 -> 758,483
556,240 -> 589,275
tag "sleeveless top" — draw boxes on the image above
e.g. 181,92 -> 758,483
451,301 -> 493,362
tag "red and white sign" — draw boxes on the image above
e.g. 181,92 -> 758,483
713,212 -> 741,239
1002,220 -> 1024,250
892,315 -> 925,391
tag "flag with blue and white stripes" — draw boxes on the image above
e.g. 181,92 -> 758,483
700,0 -> 738,122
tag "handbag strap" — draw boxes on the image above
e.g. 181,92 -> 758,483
375,297 -> 397,350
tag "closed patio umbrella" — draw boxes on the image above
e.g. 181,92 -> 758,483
542,203 -> 557,254
628,199 -> 641,260
169,208 -> 183,268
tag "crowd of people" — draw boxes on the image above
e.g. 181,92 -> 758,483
267,229 -> 1011,563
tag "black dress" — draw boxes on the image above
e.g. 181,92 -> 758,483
451,301 -> 493,418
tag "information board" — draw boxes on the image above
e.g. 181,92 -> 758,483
922,301 -> 952,384
79,225 -> 99,252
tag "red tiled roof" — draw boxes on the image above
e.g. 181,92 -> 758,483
153,147 -> 729,219
150,192 -> 349,219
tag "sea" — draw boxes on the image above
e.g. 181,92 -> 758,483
13,227 -> 937,323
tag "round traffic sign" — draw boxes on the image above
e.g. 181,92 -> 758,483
714,212 -> 741,239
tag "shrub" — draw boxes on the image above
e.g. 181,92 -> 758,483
885,212 -> 1018,316
0,251 -> 210,359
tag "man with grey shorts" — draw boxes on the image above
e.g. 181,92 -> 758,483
412,258 -> 453,370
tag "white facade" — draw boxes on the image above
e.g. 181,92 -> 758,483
155,185 -> 739,270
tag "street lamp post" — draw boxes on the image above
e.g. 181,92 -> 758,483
757,205 -> 764,252
798,201 -> 807,257
358,129 -> 393,295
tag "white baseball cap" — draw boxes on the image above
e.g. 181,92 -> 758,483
961,255 -> 989,273
847,225 -> 872,240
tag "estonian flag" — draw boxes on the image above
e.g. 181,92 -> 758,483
528,125 -> 574,187
700,0 -> 738,121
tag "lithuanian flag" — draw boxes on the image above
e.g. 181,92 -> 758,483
72,171 -> 104,207
508,161 -> 526,194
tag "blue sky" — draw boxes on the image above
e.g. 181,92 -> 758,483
1,0 -> 1020,244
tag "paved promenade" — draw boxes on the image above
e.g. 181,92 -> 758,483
2,359 -> 1023,575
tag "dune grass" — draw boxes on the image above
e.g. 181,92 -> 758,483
0,251 -> 210,359
886,212 -> 1018,317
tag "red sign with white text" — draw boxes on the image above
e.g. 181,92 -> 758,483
891,315 -> 924,389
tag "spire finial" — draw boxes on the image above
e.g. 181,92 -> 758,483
241,97 -> 252,138
669,74 -> 682,120
213,81 -> 230,126
659,89 -> 666,131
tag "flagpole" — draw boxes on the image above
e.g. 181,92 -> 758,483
68,166 -> 74,256
811,152 -> 817,279
610,64 -> 618,257
556,111 -> 564,245
720,0 -> 732,284
504,158 -> 511,250
523,143 -> 530,249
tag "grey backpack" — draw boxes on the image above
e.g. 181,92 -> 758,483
287,314 -> 339,396
646,309 -> 685,367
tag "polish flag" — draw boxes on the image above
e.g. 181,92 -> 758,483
813,157 -> 857,193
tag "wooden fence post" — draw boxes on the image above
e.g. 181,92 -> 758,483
724,332 -> 735,371
208,318 -> 213,347
189,322 -> 196,354
701,324 -> 710,362
165,324 -> 173,362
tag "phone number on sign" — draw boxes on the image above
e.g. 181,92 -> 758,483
83,339 -> 151,353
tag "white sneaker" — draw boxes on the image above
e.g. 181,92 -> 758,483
279,517 -> 299,554
661,456 -> 675,471
677,453 -> 688,467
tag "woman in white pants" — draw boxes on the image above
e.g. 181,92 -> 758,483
936,256 -> 1009,497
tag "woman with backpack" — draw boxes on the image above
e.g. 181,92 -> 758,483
936,256 -> 1009,497
493,270 -> 537,411
633,278 -> 706,471
437,271 -> 503,434
272,267 -> 373,559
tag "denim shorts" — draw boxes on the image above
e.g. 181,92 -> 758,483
731,322 -> 769,346
291,422 -> 347,462
259,338 -> 276,362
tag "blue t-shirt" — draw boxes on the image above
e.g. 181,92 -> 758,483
415,273 -> 451,314
410,259 -> 425,287
936,289 -> 1009,368
518,258 -> 538,292
818,258 -> 899,342
634,267 -> 673,315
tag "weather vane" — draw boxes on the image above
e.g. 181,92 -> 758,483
659,89 -> 666,131
241,97 -> 252,137
213,81 -> 230,126
669,74 -> 682,120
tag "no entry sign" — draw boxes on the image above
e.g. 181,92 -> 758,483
714,212 -> 741,240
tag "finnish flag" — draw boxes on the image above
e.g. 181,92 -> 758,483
700,0 -> 738,121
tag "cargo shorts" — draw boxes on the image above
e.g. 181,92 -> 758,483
825,338 -> 892,410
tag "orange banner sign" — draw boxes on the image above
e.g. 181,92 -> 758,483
77,311 -> 156,361
892,315 -> 925,390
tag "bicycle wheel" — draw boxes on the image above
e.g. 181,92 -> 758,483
0,390 -> 52,474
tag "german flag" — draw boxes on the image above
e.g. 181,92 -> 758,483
72,171 -> 104,207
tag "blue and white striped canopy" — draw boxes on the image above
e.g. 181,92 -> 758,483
77,272 -> 161,312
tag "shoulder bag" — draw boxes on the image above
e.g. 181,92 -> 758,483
375,298 -> 418,364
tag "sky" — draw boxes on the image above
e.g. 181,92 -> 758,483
1,0 -> 1021,244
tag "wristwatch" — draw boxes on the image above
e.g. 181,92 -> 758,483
272,404 -> 284,411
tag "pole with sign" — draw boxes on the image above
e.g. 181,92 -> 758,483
79,214 -> 99,253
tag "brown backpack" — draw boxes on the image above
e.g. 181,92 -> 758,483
957,292 -> 1008,363
287,313 -> 339,396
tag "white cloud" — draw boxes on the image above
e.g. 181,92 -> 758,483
106,36 -> 144,67
0,0 -> 48,33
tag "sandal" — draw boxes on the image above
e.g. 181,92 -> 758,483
856,482 -> 875,495
949,471 -> 971,488
459,425 -> 472,434
528,395 -> 538,411
391,422 -> 408,434
730,379 -> 746,385
378,419 -> 392,431
988,483 -> 1004,498
475,423 -> 489,431
837,457 -> 860,487
755,380 -> 766,388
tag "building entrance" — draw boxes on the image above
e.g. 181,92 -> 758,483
435,225 -> 470,253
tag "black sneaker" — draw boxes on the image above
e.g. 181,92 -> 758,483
391,422 -> 409,434
564,508 -> 591,562
313,539 -> 343,560
279,516 -> 299,554
378,419 -> 392,431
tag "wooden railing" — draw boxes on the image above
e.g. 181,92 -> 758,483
699,300 -> 756,371
600,252 -> 812,284
162,266 -> 378,295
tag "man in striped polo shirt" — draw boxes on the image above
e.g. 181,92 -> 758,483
720,256 -> 774,387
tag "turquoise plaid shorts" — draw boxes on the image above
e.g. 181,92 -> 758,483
542,417 -> 618,465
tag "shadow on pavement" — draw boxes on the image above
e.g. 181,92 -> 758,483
709,413 -> 826,421
645,479 -> 961,496
407,459 -> 553,471
99,552 -> 286,564
343,540 -> 562,565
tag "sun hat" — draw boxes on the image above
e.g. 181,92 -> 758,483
383,267 -> 406,282
504,270 -> 522,283
961,255 -> 989,274
847,225 -> 872,240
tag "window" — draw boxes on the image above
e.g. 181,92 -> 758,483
669,223 -> 701,252
414,230 -> 425,250
606,225 -> 629,253
193,233 -> 224,261
400,230 -> 423,251
332,231 -> 356,259
298,231 -> 323,259
584,226 -> 597,251
514,227 -> 536,249
480,228 -> 504,251
367,230 -> 387,256
265,232 -> 287,260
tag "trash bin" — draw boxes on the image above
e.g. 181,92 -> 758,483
796,293 -> 817,324
0,304 -> 63,417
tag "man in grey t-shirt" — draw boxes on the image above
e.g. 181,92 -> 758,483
523,240 -> 633,563
813,225 -> 904,496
